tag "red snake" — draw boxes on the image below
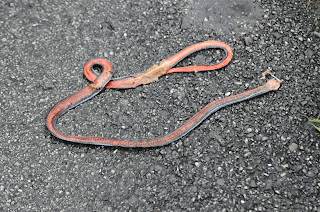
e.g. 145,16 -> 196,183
46,40 -> 281,147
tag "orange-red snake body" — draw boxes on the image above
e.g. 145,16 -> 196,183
46,41 -> 281,147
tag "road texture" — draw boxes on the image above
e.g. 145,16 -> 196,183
1,0 -> 319,211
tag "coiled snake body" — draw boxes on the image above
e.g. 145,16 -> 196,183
46,41 -> 281,147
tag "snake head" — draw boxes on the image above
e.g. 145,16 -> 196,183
265,79 -> 281,91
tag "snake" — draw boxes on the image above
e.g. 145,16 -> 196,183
46,40 -> 281,147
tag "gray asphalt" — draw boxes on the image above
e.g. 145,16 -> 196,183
1,0 -> 319,211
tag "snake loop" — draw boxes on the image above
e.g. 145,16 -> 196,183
46,40 -> 281,147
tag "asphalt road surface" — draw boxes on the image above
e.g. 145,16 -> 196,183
1,0 -> 319,211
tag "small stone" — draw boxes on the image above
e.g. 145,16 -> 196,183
168,8 -> 176,13
195,162 -> 201,167
194,54 -> 206,65
289,143 -> 298,151
305,49 -> 313,57
275,39 -> 282,45
247,133 -> 254,138
312,167 -> 319,175
313,31 -> 320,38
244,37 -> 252,46
293,165 -> 302,172
272,32 -> 282,39
306,171 -> 315,177
43,82 -> 54,90
181,17 -> 192,29
275,165 -> 282,172
155,165 -> 163,171
246,128 -> 253,133
249,180 -> 257,188
280,172 -> 287,177
168,175 -> 177,183
217,178 -> 225,185
274,190 -> 281,194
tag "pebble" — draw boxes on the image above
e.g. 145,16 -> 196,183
272,32 -> 282,39
247,133 -> 254,138
289,143 -> 298,151
194,54 -> 206,65
305,49 -> 313,57
246,128 -> 253,133
43,82 -> 54,90
244,37 -> 252,46
217,178 -> 225,185
181,17 -> 191,29
313,31 -> 320,38
249,180 -> 257,188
